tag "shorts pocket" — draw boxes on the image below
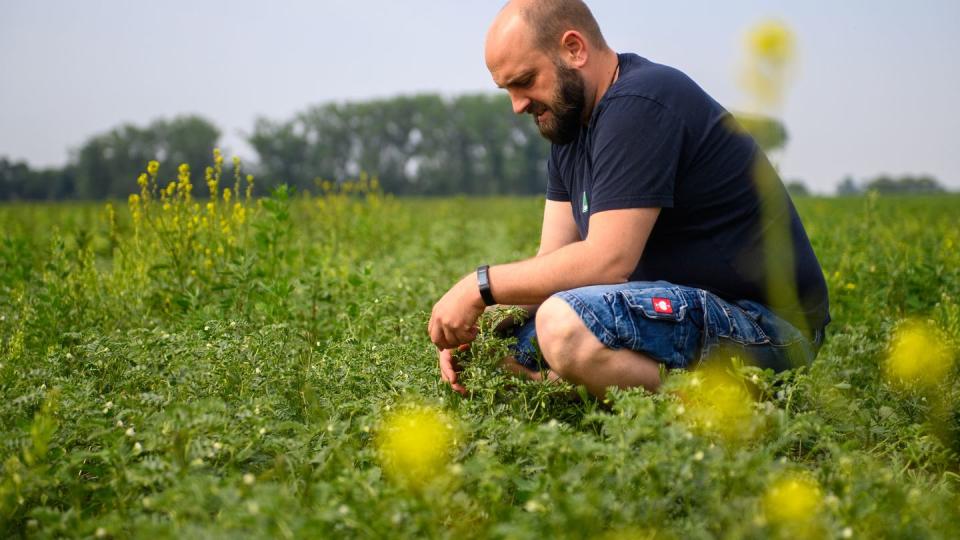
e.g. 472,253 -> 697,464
606,287 -> 690,368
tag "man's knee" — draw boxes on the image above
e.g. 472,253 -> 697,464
535,295 -> 605,376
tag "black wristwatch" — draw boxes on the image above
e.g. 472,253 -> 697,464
476,265 -> 496,306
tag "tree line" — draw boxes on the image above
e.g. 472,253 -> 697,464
2,93 -> 797,200
835,175 -> 946,196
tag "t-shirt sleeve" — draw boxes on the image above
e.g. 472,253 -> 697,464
589,96 -> 683,212
545,145 -> 571,201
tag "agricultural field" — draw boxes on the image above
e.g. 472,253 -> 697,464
1,161 -> 959,538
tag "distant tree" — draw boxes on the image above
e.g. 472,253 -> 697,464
0,158 -> 76,200
731,113 -> 788,153
863,174 -> 944,194
836,176 -> 861,196
784,180 -> 810,197
0,158 -> 29,200
74,115 -> 220,199
250,93 -> 549,196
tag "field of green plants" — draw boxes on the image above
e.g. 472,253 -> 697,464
1,159 -> 959,538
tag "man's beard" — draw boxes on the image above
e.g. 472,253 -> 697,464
530,62 -> 586,145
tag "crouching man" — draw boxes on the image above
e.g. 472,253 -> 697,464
428,0 -> 829,398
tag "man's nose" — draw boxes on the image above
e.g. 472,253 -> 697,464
509,93 -> 531,115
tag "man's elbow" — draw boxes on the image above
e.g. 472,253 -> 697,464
593,252 -> 639,284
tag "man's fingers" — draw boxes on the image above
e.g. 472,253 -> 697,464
438,348 -> 468,396
441,326 -> 462,351
438,349 -> 457,383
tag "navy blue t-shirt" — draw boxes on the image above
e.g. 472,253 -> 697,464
547,53 -> 830,332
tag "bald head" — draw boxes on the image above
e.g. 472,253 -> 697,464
488,0 -> 608,58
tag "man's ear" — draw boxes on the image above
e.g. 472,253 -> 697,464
560,30 -> 589,68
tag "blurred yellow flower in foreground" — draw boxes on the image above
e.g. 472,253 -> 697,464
747,20 -> 795,65
376,404 -> 457,488
763,472 -> 821,525
884,320 -> 953,390
741,19 -> 796,110
677,363 -> 755,442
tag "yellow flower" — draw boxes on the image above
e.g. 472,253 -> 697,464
137,173 -> 148,188
147,160 -> 160,176
741,19 -> 796,109
223,188 -> 232,204
884,320 -> 953,390
763,472 -> 822,525
747,20 -> 795,64
676,363 -> 755,442
376,405 -> 457,488
233,203 -> 246,224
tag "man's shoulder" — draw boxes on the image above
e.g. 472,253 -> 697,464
603,53 -> 713,114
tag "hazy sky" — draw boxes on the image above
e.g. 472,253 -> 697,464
2,0 -> 958,193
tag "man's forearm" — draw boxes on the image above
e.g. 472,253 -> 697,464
486,239 -> 635,306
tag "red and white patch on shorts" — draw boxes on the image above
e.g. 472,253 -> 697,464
652,297 -> 673,314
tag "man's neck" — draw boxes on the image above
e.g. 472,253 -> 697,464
584,49 -> 620,124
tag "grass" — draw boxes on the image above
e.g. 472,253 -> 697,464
1,165 -> 958,538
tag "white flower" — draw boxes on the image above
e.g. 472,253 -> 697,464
213,442 -> 222,451
842,527 -> 853,538
258,427 -> 266,435
95,528 -> 107,538
693,451 -> 704,461
524,500 -> 546,513
243,473 -> 255,485
133,442 -> 142,454
125,427 -> 135,437
116,420 -> 124,428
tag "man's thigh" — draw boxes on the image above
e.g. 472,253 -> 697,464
508,281 -> 818,372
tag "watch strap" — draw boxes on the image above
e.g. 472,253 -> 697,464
477,265 -> 496,306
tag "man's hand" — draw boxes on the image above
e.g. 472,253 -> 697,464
428,273 -> 486,350
438,347 -> 467,395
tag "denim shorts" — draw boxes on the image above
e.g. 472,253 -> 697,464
509,281 -> 824,373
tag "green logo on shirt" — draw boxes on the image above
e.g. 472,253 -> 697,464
582,191 -> 589,213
